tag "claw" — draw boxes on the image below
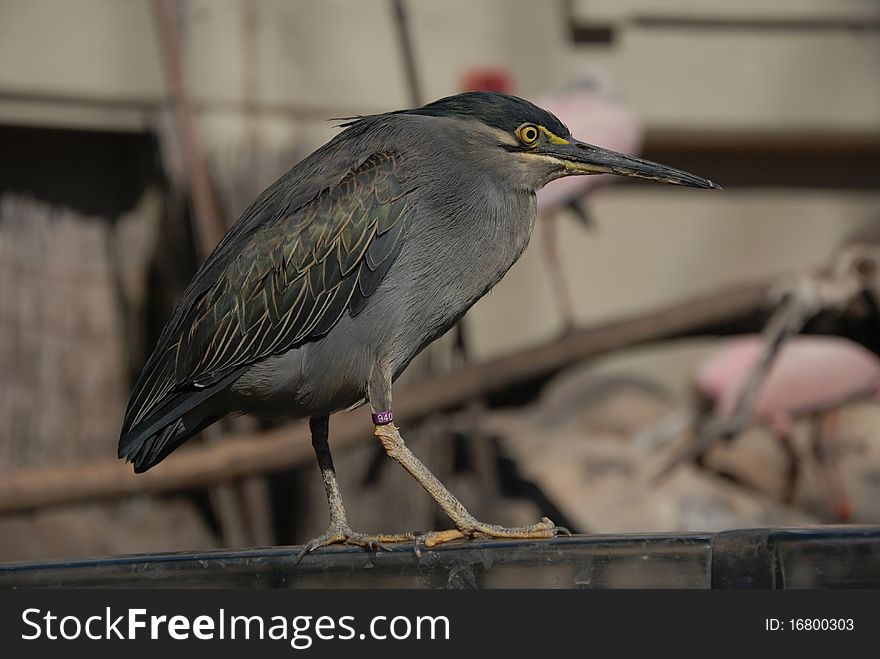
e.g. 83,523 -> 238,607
367,540 -> 395,553
293,534 -> 339,566
294,544 -> 311,566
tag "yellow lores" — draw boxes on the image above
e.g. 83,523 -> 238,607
515,122 -> 571,147
516,122 -> 614,175
538,125 -> 570,145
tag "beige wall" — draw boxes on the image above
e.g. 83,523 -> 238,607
1,0 -> 878,358
3,0 -> 878,131
471,189 -> 879,355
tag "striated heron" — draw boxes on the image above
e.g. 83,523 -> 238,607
119,92 -> 718,557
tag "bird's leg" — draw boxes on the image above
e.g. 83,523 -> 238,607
373,423 -> 562,548
369,368 -> 564,550
770,416 -> 799,504
295,416 -> 415,563
541,212 -> 577,335
812,411 -> 853,521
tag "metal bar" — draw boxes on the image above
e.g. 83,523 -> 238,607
2,527 -> 878,589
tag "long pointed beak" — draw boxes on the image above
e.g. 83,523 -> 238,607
543,139 -> 721,190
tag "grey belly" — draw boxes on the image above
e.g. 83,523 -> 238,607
228,276 -> 454,418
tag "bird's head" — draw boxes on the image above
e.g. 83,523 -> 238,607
404,91 -> 720,192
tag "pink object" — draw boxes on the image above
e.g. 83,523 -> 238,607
695,334 -> 880,521
696,335 -> 880,421
535,80 -> 643,214
462,68 -> 513,95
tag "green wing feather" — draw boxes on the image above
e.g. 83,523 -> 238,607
123,151 -> 412,431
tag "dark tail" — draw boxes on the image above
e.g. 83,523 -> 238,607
119,417 -> 186,473
118,368 -> 243,473
118,411 -> 224,473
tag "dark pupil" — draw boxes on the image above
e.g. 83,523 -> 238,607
524,128 -> 536,141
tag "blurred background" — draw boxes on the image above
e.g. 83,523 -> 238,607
1,0 -> 879,563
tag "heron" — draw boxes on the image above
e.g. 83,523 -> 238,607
119,91 -> 718,557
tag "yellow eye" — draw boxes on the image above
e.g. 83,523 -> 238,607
517,124 -> 540,145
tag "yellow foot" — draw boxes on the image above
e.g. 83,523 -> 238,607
413,517 -> 570,556
294,526 -> 416,564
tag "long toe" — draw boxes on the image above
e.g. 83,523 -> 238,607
467,516 -> 560,540
415,517 -> 564,553
415,529 -> 467,555
343,531 -> 417,553
294,527 -> 416,564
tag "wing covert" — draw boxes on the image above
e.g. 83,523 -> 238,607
124,151 -> 412,430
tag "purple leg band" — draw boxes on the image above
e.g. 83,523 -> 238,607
372,410 -> 394,425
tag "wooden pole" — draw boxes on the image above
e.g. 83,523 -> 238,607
152,0 -> 250,545
152,0 -> 225,257
0,281 -> 769,514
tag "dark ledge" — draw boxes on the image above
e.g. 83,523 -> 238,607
1,527 -> 878,589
